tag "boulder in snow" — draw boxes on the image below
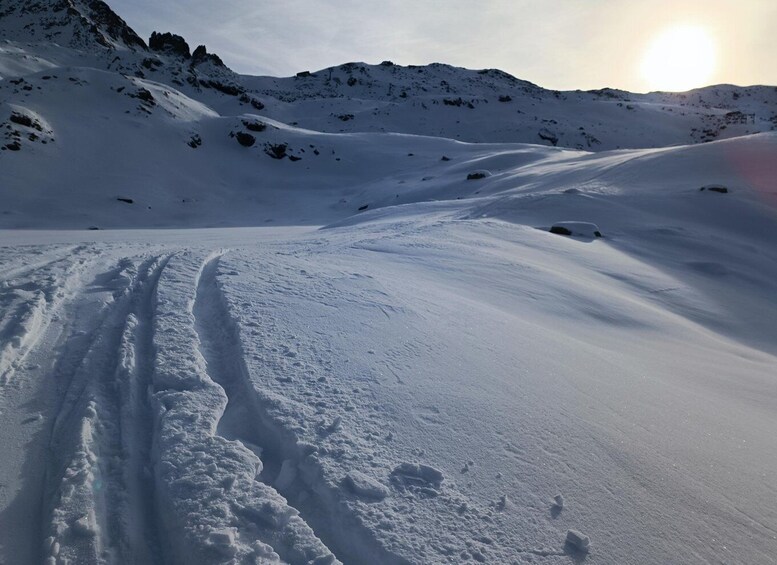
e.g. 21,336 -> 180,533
699,184 -> 728,193
550,222 -> 602,238
235,132 -> 256,147
467,170 -> 492,180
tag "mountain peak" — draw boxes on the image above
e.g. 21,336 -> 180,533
0,0 -> 146,51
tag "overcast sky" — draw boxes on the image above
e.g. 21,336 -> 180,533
110,0 -> 776,92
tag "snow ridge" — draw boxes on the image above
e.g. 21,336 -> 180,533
194,254 -> 414,564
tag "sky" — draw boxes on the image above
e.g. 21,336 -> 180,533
110,0 -> 777,93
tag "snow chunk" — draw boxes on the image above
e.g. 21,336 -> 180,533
207,528 -> 238,557
565,529 -> 591,553
391,462 -> 444,495
550,221 -> 602,238
274,459 -> 297,491
343,471 -> 389,501
553,493 -> 565,508
70,514 -> 96,537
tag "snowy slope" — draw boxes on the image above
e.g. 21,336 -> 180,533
1,1 -> 777,565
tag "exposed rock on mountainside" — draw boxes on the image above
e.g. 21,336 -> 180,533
0,0 -> 146,51
149,31 -> 190,58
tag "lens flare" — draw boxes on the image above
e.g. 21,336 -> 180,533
641,25 -> 716,92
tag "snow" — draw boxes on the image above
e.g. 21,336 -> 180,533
1,1 -> 777,564
565,530 -> 591,553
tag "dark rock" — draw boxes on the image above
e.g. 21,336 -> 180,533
149,31 -> 191,58
9,112 -> 39,130
336,114 -> 354,122
239,94 -> 265,110
443,97 -> 474,109
289,155 -> 302,162
88,226 -> 100,230
132,88 -> 155,105
549,226 -> 573,236
141,57 -> 162,70
117,197 -> 134,204
347,76 -> 358,87
191,45 -> 225,67
380,60 -> 395,66
188,134 -> 202,148
202,80 -> 242,97
467,172 -> 488,180
441,156 -> 451,161
264,143 -> 288,159
498,95 -> 512,102
242,120 -> 266,132
296,71 -> 313,78
235,132 -> 256,147
700,185 -> 728,193
358,204 -> 369,211
538,128 -> 559,146
3,142 -> 21,151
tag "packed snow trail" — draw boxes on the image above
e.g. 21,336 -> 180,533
43,255 -> 171,564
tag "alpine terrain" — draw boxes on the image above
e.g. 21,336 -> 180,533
0,1 -> 776,564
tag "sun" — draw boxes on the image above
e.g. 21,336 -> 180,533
641,25 -> 717,92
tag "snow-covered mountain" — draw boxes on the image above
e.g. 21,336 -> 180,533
1,2 -> 777,565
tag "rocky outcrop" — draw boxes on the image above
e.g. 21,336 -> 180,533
149,31 -> 191,58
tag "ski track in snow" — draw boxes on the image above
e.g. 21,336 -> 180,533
43,254 -> 171,565
0,227 -> 775,564
192,253 -> 415,565
0,245 -> 98,389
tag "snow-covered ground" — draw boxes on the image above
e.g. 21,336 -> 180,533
2,142 -> 777,563
2,1 -> 777,563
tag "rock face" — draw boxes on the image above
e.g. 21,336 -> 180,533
149,31 -> 191,58
0,0 -> 147,51
191,45 -> 225,67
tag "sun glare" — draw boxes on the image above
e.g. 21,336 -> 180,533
641,25 -> 717,92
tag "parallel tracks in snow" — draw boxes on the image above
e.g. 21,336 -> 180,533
43,254 -> 171,565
